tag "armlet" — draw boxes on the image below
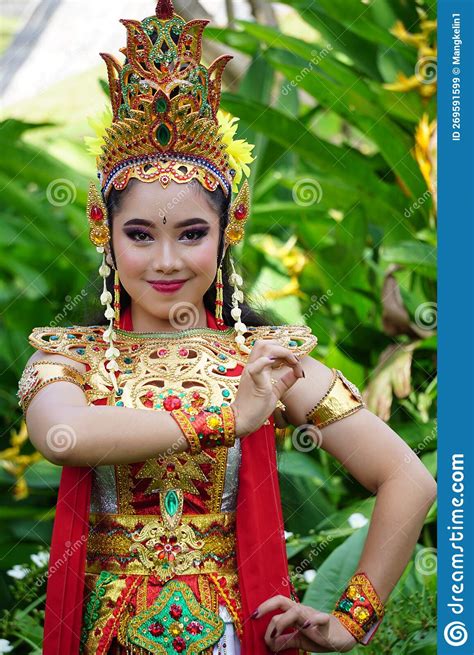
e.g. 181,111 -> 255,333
17,360 -> 86,414
305,368 -> 365,429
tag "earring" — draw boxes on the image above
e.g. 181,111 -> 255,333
87,182 -> 120,391
113,268 -> 121,329
215,260 -> 224,328
223,181 -> 252,355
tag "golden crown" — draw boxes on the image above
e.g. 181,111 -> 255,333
91,0 -> 255,202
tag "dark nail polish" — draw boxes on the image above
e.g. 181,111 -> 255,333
301,370 -> 306,378
251,609 -> 259,619
271,627 -> 277,638
302,619 -> 311,629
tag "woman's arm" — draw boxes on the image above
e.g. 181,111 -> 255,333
256,355 -> 436,652
23,352 -> 230,468
280,355 -> 437,602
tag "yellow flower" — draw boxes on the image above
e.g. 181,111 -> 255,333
83,105 -> 114,157
217,110 -> 256,193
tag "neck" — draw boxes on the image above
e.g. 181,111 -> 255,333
129,301 -> 210,333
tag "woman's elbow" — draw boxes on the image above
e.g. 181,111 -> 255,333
26,412 -> 82,467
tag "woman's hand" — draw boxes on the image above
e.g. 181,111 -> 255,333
255,595 -> 357,653
231,339 -> 304,437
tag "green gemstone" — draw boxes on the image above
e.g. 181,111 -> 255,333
164,490 -> 179,517
222,390 -> 230,398
155,97 -> 168,113
156,123 -> 171,145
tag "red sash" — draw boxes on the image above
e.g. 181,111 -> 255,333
43,307 -> 297,654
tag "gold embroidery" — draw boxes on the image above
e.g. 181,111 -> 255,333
86,512 -> 237,580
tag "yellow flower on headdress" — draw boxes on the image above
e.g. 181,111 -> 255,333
217,110 -> 256,193
84,105 -> 114,157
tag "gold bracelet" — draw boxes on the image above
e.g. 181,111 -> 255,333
306,368 -> 365,429
18,361 -> 86,414
332,572 -> 385,645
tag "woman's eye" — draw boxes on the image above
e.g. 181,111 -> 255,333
181,229 -> 208,241
126,230 -> 152,242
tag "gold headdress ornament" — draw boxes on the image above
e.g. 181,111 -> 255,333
84,0 -> 256,387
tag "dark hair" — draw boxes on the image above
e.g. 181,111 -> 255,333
83,178 -> 278,328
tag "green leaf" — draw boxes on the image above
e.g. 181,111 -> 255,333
303,524 -> 369,610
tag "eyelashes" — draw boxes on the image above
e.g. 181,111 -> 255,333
124,228 -> 209,243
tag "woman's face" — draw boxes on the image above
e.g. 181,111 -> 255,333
110,179 -> 224,332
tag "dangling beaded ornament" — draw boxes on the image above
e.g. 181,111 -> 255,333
229,254 -> 250,354
88,182 -> 120,392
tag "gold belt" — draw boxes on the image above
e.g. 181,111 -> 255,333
86,511 -> 237,581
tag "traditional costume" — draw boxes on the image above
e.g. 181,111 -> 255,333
18,2 -> 383,653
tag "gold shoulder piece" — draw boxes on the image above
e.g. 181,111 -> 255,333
306,369 -> 365,429
28,325 -> 103,363
243,324 -> 317,358
18,360 -> 86,414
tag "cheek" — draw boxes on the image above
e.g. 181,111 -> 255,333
189,238 -> 219,278
114,236 -> 147,275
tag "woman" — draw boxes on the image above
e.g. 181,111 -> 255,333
18,2 -> 437,654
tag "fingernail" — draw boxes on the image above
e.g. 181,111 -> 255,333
302,619 -> 311,629
251,609 -> 259,619
300,370 -> 306,378
270,627 -> 277,638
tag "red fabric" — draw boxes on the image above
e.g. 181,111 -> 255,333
43,306 -> 297,654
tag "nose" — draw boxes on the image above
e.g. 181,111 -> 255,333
152,236 -> 182,273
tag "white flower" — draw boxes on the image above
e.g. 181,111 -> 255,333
0,639 -> 14,654
303,569 -> 317,584
348,512 -> 369,528
284,531 -> 294,541
6,564 -> 30,579
30,551 -> 50,568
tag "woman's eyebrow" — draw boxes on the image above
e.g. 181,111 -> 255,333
122,217 -> 210,228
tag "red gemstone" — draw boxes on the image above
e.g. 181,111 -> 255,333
170,603 -> 183,619
90,205 -> 103,222
166,463 -> 175,472
235,204 -> 247,220
178,348 -> 189,357
149,622 -> 165,637
163,395 -> 182,411
158,348 -> 168,357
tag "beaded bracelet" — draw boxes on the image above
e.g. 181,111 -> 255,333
332,572 -> 385,645
170,404 -> 236,455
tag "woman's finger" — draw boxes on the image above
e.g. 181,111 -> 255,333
264,605 -> 310,643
